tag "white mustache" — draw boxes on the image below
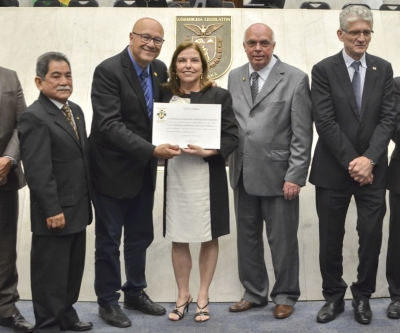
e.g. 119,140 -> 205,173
57,86 -> 71,91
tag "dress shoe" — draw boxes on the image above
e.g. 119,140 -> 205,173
387,300 -> 400,319
316,300 -> 345,323
0,312 -> 34,332
98,305 -> 131,328
61,321 -> 93,331
124,290 -> 166,316
352,298 -> 372,325
229,299 -> 253,312
274,304 -> 293,319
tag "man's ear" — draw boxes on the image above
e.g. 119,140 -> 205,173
35,76 -> 43,91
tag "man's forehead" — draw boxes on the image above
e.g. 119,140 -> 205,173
246,27 -> 272,40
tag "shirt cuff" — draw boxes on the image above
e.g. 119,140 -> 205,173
3,156 -> 17,167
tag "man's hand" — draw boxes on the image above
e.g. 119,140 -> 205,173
46,212 -> 65,229
282,181 -> 301,200
182,144 -> 218,158
0,156 -> 12,183
0,177 -> 7,186
153,144 -> 181,159
359,173 -> 374,186
348,156 -> 373,183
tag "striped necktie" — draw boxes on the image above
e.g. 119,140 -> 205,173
251,71 -> 260,104
139,69 -> 152,118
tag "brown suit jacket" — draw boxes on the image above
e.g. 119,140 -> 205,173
0,66 -> 26,191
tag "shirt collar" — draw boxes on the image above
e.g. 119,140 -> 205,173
49,98 -> 67,110
127,46 -> 150,77
342,49 -> 367,69
248,55 -> 277,81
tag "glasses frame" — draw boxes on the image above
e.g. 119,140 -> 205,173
132,32 -> 165,46
245,40 -> 273,48
341,29 -> 374,38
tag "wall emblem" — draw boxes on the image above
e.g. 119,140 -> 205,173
176,16 -> 232,80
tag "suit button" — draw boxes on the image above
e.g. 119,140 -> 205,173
360,123 -> 364,127
249,113 -> 254,118
240,152 -> 243,156
84,175 -> 88,179
246,132 -> 250,136
85,193 -> 89,197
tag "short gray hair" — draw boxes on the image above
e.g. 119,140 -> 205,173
36,52 -> 71,79
339,5 -> 373,31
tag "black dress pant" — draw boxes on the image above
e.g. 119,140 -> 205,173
31,230 -> 86,333
387,191 -> 400,301
0,190 -> 19,318
94,165 -> 154,307
316,185 -> 386,301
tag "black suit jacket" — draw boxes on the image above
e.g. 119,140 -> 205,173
18,93 -> 92,236
90,48 -> 167,199
387,77 -> 400,194
0,66 -> 26,191
309,51 -> 396,190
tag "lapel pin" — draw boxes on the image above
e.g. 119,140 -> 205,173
76,117 -> 80,120
242,77 -> 246,81
372,67 -> 377,70
154,72 -> 158,77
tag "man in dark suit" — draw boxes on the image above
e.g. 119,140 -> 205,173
310,5 -> 395,325
228,23 -> 313,319
18,52 -> 93,332
386,77 -> 400,319
90,17 -> 180,328
0,67 -> 34,333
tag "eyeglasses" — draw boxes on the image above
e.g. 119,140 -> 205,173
132,32 -> 165,46
245,40 -> 273,48
341,29 -> 374,38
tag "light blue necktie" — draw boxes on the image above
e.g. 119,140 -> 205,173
139,69 -> 151,118
351,61 -> 362,114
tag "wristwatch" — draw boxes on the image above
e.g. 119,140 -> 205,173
369,158 -> 376,166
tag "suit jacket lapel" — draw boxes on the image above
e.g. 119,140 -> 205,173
333,52 -> 360,119
360,54 -> 378,119
71,106 -> 86,150
238,65 -> 253,108
253,59 -> 283,109
38,94 -> 82,149
121,49 -> 149,120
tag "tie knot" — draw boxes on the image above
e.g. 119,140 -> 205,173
351,61 -> 360,72
140,70 -> 149,80
62,104 -> 71,114
251,71 -> 259,81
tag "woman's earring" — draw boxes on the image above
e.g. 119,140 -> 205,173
200,72 -> 203,80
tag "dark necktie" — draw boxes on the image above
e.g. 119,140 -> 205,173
62,104 -> 79,140
351,61 -> 362,114
251,71 -> 260,104
139,69 -> 152,118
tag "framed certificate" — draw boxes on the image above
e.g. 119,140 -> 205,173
152,102 -> 221,149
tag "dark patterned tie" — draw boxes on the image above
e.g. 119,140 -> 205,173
139,69 -> 152,118
251,71 -> 260,104
351,61 -> 362,114
62,104 -> 79,140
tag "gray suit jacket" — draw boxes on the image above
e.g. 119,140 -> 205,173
0,66 -> 26,191
228,56 -> 313,196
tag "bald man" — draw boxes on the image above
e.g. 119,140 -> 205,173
228,23 -> 312,319
90,18 -> 180,328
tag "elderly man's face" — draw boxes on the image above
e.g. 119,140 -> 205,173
129,18 -> 164,69
35,60 -> 72,104
243,24 -> 276,71
337,19 -> 372,61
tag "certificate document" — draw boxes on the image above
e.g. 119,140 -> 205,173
152,102 -> 221,149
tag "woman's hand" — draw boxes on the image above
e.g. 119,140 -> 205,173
182,144 -> 218,158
